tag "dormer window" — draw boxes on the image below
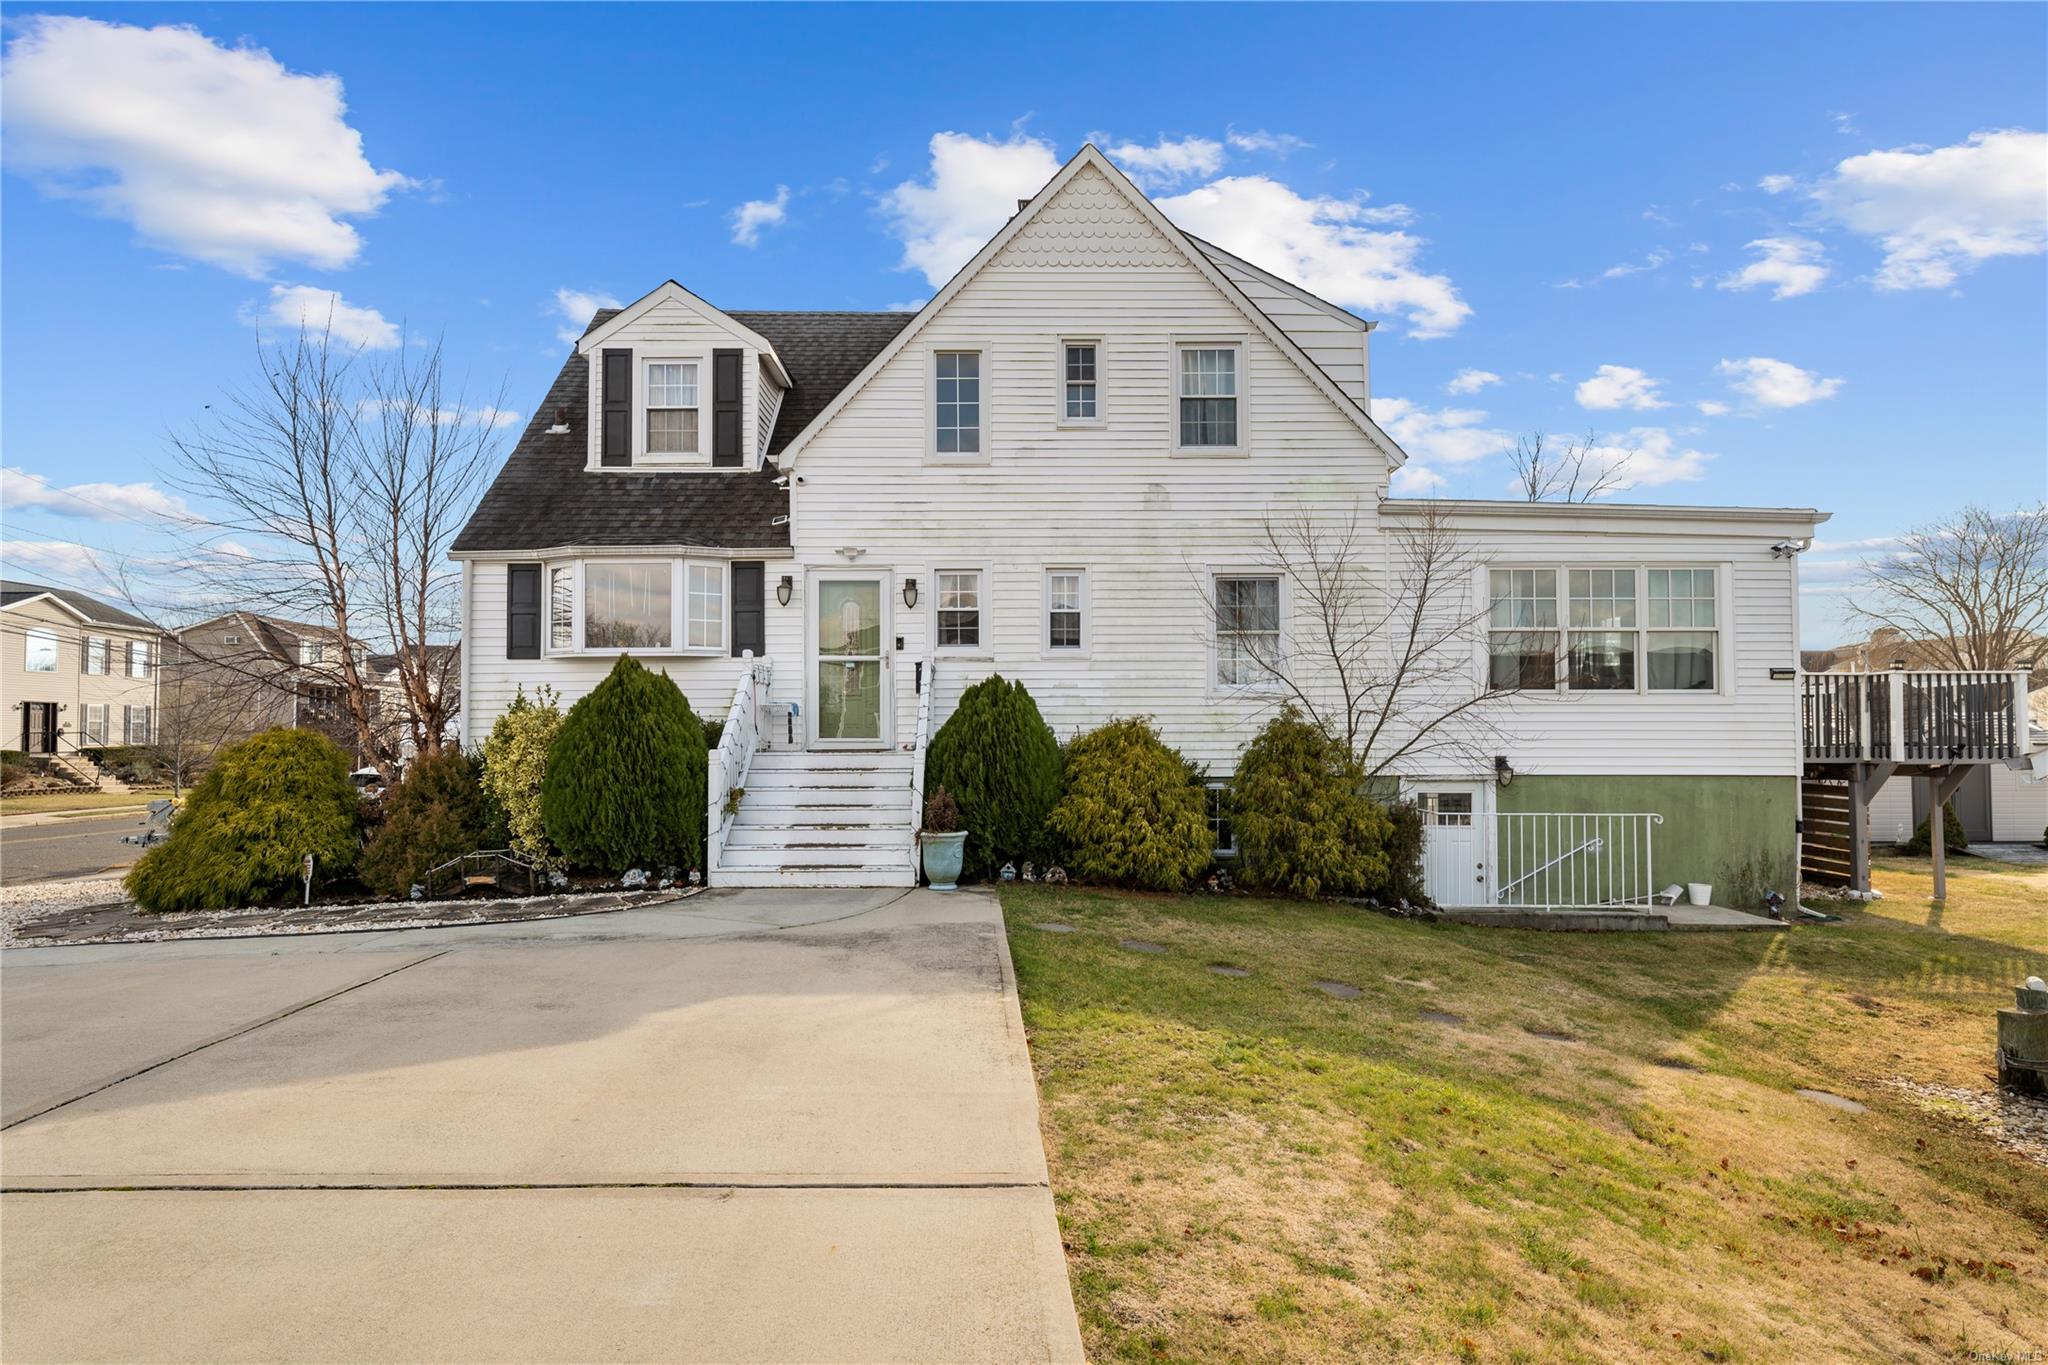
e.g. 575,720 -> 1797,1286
646,361 -> 700,455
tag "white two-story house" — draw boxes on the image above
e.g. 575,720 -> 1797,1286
455,145 -> 1836,900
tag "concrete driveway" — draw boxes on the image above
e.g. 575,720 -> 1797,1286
1,888 -> 1083,1363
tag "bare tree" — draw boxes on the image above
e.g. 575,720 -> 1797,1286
169,326 -> 501,779
1197,502 -> 1508,778
1849,503 -> 2048,673
1508,430 -> 1635,503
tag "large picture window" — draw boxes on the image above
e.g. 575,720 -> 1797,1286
584,562 -> 672,650
1488,566 -> 1720,694
1215,575 -> 1280,687
24,628 -> 57,673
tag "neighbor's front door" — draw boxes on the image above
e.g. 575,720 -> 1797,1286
21,702 -> 58,755
811,573 -> 892,748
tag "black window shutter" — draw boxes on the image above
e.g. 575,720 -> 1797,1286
507,563 -> 541,659
601,349 -> 632,466
731,561 -> 765,658
712,348 -> 744,466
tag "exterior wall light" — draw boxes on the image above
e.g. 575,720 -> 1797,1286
902,577 -> 919,610
1493,754 -> 1515,788
776,574 -> 793,607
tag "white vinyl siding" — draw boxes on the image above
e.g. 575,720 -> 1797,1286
1199,247 -> 1370,408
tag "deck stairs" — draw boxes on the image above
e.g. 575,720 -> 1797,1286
713,750 -> 918,888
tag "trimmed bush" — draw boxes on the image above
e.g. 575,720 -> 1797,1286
1902,801 -> 1969,855
1049,718 -> 1212,891
126,728 -> 361,912
925,674 -> 1062,877
540,657 -> 707,873
1378,800 -> 1430,906
358,748 -> 494,898
480,686 -> 564,867
1232,707 -> 1392,900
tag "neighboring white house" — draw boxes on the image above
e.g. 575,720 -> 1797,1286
455,145 -> 1833,896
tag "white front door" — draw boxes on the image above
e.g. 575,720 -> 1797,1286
1415,783 -> 1490,906
808,572 -> 893,749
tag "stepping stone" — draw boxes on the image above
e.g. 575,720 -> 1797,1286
1314,979 -> 1362,1000
1795,1088 -> 1868,1114
1207,964 -> 1250,978
1419,1009 -> 1465,1027
1032,922 -> 1075,934
1525,1027 -> 1581,1044
1119,939 -> 1166,954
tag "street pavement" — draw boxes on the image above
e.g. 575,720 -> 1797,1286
0,812 -> 150,884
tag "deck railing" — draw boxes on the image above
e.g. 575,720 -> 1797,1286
908,657 -> 934,877
706,654 -> 772,882
1801,669 -> 2028,763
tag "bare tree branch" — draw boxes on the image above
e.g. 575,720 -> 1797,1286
1848,503 -> 2048,678
1509,430 -> 1634,504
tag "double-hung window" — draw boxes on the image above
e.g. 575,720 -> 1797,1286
936,570 -> 982,649
83,703 -> 108,746
83,636 -> 109,675
1206,781 -> 1236,859
1487,570 -> 1558,690
584,562 -> 673,650
123,705 -> 151,745
1215,575 -> 1281,687
1046,570 -> 1086,651
126,640 -> 152,679
1646,569 -> 1718,690
1062,342 -> 1098,421
1567,569 -> 1636,691
549,566 -> 576,651
1177,344 -> 1239,449
686,563 -> 726,651
934,350 -> 982,455
25,628 -> 57,673
646,361 -> 700,455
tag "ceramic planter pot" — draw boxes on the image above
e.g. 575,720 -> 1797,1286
921,830 -> 968,891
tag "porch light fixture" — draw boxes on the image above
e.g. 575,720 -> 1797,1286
1493,754 -> 1515,788
776,574 -> 793,607
902,577 -> 919,610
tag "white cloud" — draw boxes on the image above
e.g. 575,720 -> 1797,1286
1810,129 -> 2048,290
551,287 -> 621,345
1811,534 -> 1906,553
1444,368 -> 1501,396
1574,365 -> 1669,411
256,284 -> 400,349
472,406 -> 522,430
880,131 -> 1064,287
1716,356 -> 1845,408
1158,176 -> 1469,337
1716,236 -> 1831,300
730,185 -> 790,247
1225,128 -> 1311,156
884,299 -> 927,313
2,466 -> 190,522
1099,135 -> 1225,190
1374,397 -> 1510,491
0,540 -> 114,584
0,15 -> 408,276
1758,174 -> 1798,195
1696,400 -> 1731,416
1558,248 -> 1673,289
1538,428 -> 1712,497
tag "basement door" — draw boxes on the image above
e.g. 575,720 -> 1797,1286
809,572 -> 893,749
1415,783 -> 1491,906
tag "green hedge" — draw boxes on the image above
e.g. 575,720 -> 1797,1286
926,675 -> 1062,878
359,748 -> 494,898
1231,708 -> 1392,900
126,729 -> 361,911
1048,718 -> 1212,891
540,657 -> 707,873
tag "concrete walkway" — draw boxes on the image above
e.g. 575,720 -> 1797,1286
1,888 -> 1083,1363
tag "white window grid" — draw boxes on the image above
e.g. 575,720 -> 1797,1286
936,570 -> 982,649
646,360 -> 700,455
1046,570 -> 1085,651
1063,342 -> 1098,421
1215,575 -> 1282,688
934,351 -> 982,455
1177,345 -> 1239,448
1487,566 -> 1723,694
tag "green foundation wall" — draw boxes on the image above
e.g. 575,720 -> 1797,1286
1493,774 -> 1799,908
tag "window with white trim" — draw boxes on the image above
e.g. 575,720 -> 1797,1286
1046,570 -> 1085,651
584,562 -> 672,650
1177,344 -> 1239,448
1063,342 -> 1098,421
1206,781 -> 1236,859
123,705 -> 151,745
1215,575 -> 1281,687
646,360 -> 700,455
686,562 -> 726,651
84,636 -> 109,675
1487,566 -> 1721,694
936,570 -> 982,649
83,703 -> 109,746
549,566 -> 575,650
25,628 -> 57,673
934,350 -> 982,455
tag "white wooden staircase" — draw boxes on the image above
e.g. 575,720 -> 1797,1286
714,751 -> 917,887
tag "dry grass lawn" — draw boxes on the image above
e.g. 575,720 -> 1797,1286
1003,853 -> 2047,1363
0,791 -> 155,816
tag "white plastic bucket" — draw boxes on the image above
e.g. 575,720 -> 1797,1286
1686,883 -> 1713,907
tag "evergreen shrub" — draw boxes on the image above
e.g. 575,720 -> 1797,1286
359,748 -> 494,898
1232,707 -> 1392,900
480,686 -> 564,866
1048,718 -> 1212,891
1902,801 -> 1969,855
540,657 -> 707,872
925,675 -> 1062,877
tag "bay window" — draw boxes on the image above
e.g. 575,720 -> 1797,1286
584,562 -> 672,649
541,559 -> 733,654
549,566 -> 575,650
1488,565 -> 1721,694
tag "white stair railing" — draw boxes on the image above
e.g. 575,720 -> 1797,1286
1487,811 -> 1663,909
706,654 -> 772,883
908,657 -> 934,877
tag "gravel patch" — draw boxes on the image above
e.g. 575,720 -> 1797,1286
1881,1077 -> 2048,1167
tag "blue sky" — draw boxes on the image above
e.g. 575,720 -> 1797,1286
2,2 -> 2043,645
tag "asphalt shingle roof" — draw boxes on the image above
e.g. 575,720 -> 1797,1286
452,308 -> 911,553
0,580 -> 155,631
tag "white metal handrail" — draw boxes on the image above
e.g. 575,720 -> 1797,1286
1438,811 -> 1664,909
706,654 -> 772,882
908,657 -> 934,875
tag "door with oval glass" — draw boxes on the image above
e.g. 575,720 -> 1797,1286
1416,783 -> 1491,906
809,572 -> 892,748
